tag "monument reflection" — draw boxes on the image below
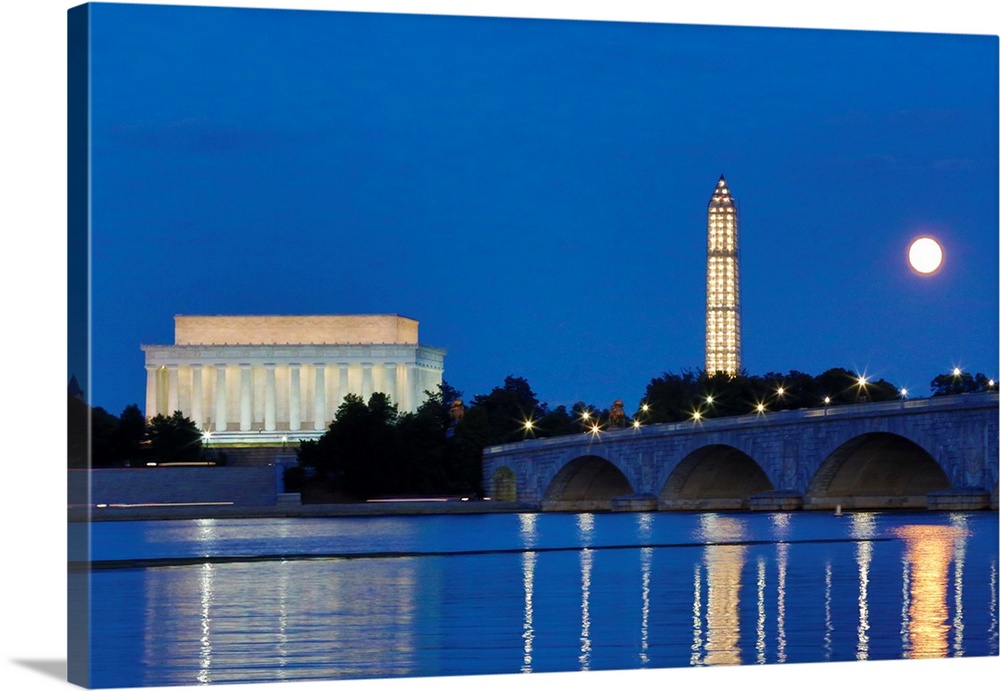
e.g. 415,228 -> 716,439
691,514 -> 748,666
140,519 -> 422,685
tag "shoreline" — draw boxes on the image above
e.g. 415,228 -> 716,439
68,500 -> 537,522
68,501 -> 999,522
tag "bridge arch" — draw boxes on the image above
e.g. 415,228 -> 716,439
489,466 -> 518,502
541,454 -> 634,511
807,432 -> 949,509
660,444 -> 773,510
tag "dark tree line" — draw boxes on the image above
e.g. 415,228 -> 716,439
294,375 -> 600,500
295,387 -> 480,500
636,367 -> 901,423
453,376 -> 618,443
930,370 -> 995,396
69,396 -> 209,468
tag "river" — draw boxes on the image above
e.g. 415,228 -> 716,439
82,510 -> 998,688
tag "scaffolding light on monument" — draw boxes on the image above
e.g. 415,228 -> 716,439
705,175 -> 741,378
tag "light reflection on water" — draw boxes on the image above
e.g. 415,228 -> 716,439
824,560 -> 834,661
88,511 -> 999,687
851,512 -> 876,660
772,512 -> 790,664
690,561 -> 703,666
991,561 -> 999,653
578,547 -> 594,670
697,514 -> 747,666
894,522 -> 967,658
952,514 -> 968,657
520,550 -> 536,673
637,512 -> 653,667
755,556 -> 766,664
576,513 -> 595,671
135,558 -> 423,685
197,563 -> 213,684
519,513 -> 537,673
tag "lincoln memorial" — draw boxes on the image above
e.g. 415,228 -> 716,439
141,314 -> 446,444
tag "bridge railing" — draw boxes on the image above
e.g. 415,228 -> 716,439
484,391 -> 999,455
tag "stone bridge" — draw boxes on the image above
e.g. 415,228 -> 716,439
482,392 -> 999,512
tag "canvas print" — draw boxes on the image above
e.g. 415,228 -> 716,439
67,2 -> 999,688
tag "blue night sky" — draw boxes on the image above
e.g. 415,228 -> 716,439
83,1 -> 998,417
0,4 -> 995,691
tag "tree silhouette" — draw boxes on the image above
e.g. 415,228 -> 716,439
146,411 -> 203,463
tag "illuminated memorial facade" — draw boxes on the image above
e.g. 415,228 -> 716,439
705,175 -> 742,376
141,315 -> 446,442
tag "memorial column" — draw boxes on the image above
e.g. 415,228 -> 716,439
145,365 -> 158,419
313,363 -> 326,430
361,363 -> 374,400
167,365 -> 179,416
396,364 -> 410,412
264,363 -> 277,432
288,363 -> 301,432
240,364 -> 253,431
214,365 -> 228,433
191,365 -> 203,429
384,362 -> 398,407
327,361 -> 341,412
406,365 -> 418,413
338,364 -> 350,407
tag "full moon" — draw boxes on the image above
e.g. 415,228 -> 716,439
908,236 -> 943,274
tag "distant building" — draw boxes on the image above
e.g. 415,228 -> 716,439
705,175 -> 742,376
141,314 -> 446,444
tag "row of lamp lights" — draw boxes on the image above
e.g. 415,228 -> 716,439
521,368 -> 995,436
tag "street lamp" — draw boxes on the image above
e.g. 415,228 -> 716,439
856,374 -> 869,403
698,394 -> 715,417
774,386 -> 786,410
522,418 -> 537,438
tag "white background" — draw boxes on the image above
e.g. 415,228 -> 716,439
1,1 -> 997,690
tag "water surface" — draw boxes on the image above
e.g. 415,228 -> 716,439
86,510 -> 998,687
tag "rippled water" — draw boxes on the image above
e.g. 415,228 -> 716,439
83,510 -> 998,688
